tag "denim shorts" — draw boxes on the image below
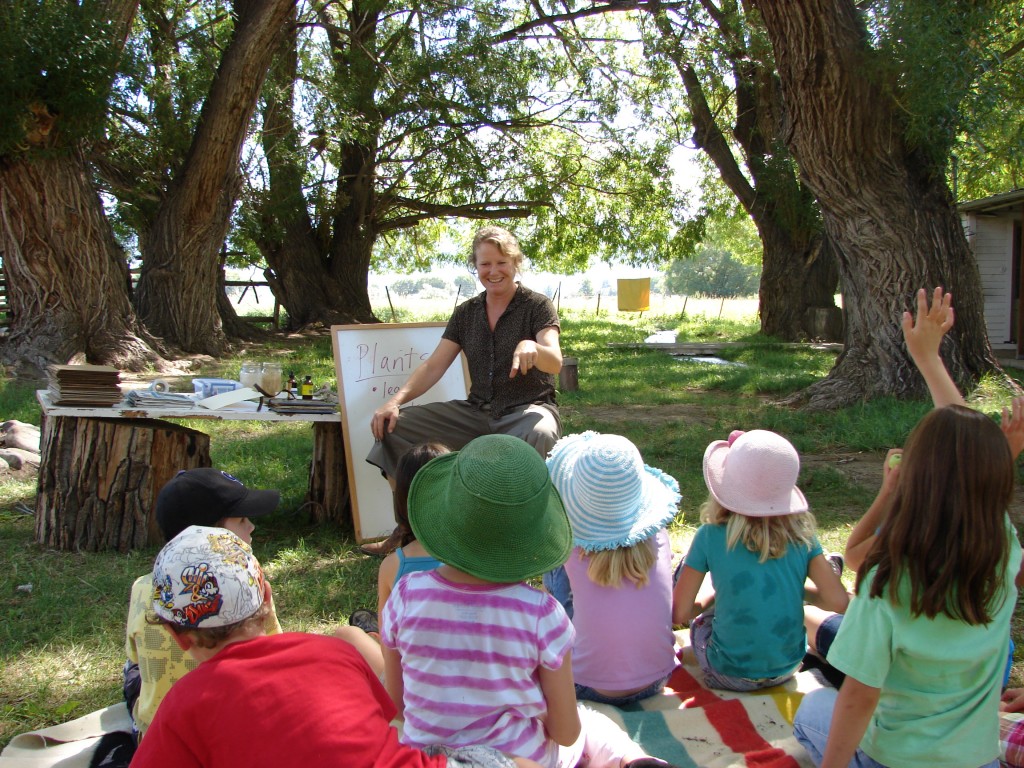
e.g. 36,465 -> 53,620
575,674 -> 670,706
691,611 -> 797,692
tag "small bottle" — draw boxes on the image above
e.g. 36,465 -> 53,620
287,372 -> 297,395
300,375 -> 314,400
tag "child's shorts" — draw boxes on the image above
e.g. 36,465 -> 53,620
691,611 -> 797,692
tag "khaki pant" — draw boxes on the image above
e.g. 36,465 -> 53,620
366,399 -> 561,478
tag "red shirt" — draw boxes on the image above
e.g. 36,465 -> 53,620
131,632 -> 445,768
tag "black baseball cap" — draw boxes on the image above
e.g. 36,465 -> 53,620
156,468 -> 280,540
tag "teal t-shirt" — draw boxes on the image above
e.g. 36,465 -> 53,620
827,516 -> 1021,768
687,522 -> 821,679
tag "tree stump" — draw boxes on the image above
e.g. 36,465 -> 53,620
35,416 -> 210,552
307,422 -> 351,529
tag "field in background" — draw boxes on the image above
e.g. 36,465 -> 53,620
368,292 -> 761,326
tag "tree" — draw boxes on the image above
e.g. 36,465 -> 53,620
751,0 -> 1013,406
133,0 -> 296,354
665,246 -> 760,298
242,0 -> 695,329
640,2 -> 840,341
0,0 -> 163,374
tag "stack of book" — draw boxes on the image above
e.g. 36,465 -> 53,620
266,397 -> 337,415
48,364 -> 123,406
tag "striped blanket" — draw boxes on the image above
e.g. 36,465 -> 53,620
585,653 -> 821,768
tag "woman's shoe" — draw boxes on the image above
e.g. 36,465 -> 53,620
358,525 -> 404,557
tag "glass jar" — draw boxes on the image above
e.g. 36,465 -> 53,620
239,361 -> 260,389
259,362 -> 283,395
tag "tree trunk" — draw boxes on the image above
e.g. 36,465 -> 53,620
658,11 -> 839,342
0,148 -> 163,375
135,0 -> 296,353
253,6 -> 378,328
307,422 -> 351,528
36,416 -> 210,552
753,0 -> 1004,407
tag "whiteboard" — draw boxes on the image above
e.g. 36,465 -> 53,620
331,322 -> 469,541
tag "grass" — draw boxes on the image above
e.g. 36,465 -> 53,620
2,305 -> 1023,747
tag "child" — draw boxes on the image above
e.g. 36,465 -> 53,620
132,526 -> 543,768
124,468 -> 283,739
338,442 -> 449,676
380,434 -> 679,768
672,429 -> 848,691
793,287 -> 1023,768
546,431 -> 680,705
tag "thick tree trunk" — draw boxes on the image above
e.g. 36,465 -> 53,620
307,422 -> 351,527
0,149 -> 163,375
663,15 -> 839,342
254,7 -> 378,328
36,416 -> 210,552
753,0 -> 1004,407
135,0 -> 296,353
759,226 -> 841,341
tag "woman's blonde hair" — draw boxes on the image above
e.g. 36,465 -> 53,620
470,225 -> 524,272
700,496 -> 816,563
581,537 -> 656,588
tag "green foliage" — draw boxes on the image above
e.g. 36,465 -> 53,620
866,1 -> 1017,178
664,247 -> 760,298
0,2 -> 121,157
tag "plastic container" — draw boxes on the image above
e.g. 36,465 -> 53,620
193,378 -> 243,399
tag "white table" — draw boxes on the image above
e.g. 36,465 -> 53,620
35,391 -> 346,551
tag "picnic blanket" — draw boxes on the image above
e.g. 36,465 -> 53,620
583,651 -> 821,768
3,646 -> 1018,768
0,705 -> 131,768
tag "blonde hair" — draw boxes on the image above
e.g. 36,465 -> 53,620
581,538 -> 656,588
470,226 -> 524,272
147,600 -> 272,649
699,496 -> 816,563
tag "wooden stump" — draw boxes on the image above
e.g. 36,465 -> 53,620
35,416 -> 210,552
559,357 -> 579,392
307,421 -> 350,528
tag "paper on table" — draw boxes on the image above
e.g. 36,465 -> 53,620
196,387 -> 261,410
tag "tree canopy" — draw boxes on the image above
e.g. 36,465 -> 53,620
1,0 -> 1021,401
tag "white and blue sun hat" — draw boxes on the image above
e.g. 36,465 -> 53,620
546,431 -> 681,552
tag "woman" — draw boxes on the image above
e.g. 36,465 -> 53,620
363,226 -> 563,555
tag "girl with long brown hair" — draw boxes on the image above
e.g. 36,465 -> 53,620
794,288 -> 1023,768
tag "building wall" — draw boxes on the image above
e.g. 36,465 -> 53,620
965,213 -> 1015,344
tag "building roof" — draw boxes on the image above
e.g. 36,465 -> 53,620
958,188 -> 1024,215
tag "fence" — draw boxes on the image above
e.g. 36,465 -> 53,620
0,269 -> 280,329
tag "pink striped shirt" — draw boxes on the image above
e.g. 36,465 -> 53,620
380,570 -> 574,767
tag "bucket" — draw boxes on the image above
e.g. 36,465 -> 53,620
559,357 -> 579,392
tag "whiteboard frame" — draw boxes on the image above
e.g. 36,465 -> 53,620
331,322 -> 469,541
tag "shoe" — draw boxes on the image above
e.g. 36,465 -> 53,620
625,759 -> 680,768
358,526 -> 404,557
825,552 -> 844,578
349,609 -> 379,635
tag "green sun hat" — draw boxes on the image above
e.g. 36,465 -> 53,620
408,434 -> 572,583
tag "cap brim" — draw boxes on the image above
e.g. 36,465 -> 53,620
235,488 -> 280,518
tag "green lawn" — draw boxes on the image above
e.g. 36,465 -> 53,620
1,307 -> 1022,747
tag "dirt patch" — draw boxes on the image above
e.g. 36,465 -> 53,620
561,403 -> 719,430
568,404 -> 1024,519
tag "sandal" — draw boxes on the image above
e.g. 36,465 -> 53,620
349,608 -> 379,635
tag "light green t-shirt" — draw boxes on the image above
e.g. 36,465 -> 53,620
828,517 -> 1021,768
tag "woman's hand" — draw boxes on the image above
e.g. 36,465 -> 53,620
371,401 -> 401,441
510,340 -> 540,377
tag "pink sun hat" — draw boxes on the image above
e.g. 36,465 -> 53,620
703,429 -> 807,517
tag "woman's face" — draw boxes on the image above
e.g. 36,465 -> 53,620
474,241 -> 517,299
